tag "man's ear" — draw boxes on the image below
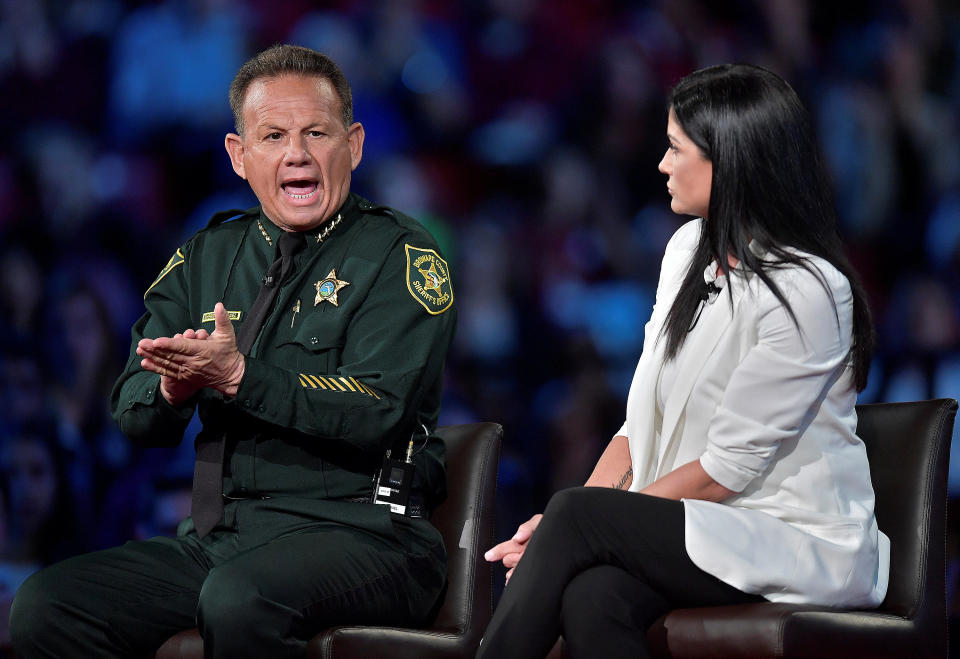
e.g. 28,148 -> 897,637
224,133 -> 246,179
347,122 -> 365,171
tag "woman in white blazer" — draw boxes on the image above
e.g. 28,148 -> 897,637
479,64 -> 888,659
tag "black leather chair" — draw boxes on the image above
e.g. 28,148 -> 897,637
547,399 -> 957,659
645,398 -> 957,658
155,422 -> 502,659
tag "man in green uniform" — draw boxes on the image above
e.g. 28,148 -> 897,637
10,44 -> 455,658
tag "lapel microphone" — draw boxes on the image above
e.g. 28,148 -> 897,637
700,281 -> 721,301
690,282 -> 722,332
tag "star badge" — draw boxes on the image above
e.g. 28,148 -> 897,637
314,269 -> 350,307
418,261 -> 447,293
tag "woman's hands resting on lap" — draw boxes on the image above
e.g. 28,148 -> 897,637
484,514 -> 542,584
484,435 -> 632,584
482,434 -> 734,584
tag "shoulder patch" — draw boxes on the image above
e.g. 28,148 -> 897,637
405,244 -> 453,315
144,248 -> 184,298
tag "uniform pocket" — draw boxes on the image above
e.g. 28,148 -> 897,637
280,312 -> 346,373
289,312 -> 345,351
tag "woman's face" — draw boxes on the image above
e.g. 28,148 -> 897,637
658,108 -> 712,219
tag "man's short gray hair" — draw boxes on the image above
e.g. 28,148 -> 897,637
229,44 -> 353,135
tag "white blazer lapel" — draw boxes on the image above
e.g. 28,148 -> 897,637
626,325 -> 668,488
656,280 -> 748,472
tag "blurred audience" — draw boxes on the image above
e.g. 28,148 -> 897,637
0,422 -> 83,567
0,0 -> 958,646
0,421 -> 85,653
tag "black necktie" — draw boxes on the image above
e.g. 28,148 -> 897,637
191,230 -> 306,538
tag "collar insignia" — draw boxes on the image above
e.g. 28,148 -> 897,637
314,269 -> 350,307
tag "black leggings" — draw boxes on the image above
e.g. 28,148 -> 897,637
477,487 -> 764,659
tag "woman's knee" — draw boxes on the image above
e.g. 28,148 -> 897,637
543,487 -> 595,521
534,487 -> 618,553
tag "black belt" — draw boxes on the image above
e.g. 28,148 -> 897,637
341,494 -> 429,519
222,494 -> 428,518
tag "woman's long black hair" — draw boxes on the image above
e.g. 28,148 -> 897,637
661,64 -> 874,391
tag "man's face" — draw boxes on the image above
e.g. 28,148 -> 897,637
225,75 -> 364,232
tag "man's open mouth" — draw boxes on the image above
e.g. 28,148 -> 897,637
282,180 -> 319,200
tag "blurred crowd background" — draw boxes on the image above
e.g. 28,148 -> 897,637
0,0 -> 959,652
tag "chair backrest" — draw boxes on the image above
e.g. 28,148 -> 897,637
427,422 -> 502,640
156,422 -> 503,659
857,399 -> 956,639
308,422 -> 502,658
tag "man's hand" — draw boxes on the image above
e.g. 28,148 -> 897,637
137,302 -> 245,402
484,513 -> 542,585
157,328 -> 209,405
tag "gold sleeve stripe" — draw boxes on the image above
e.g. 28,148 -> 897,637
298,374 -> 381,398
358,381 -> 382,399
315,376 -> 333,390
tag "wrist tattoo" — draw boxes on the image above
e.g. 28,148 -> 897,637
614,466 -> 633,490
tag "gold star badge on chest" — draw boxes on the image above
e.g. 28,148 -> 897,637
314,269 -> 350,307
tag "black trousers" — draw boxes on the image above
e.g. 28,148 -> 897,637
9,499 -> 445,659
478,487 -> 764,659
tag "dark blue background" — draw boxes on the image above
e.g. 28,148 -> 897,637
0,0 -> 958,651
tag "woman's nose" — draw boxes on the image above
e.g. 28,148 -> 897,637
658,150 -> 670,175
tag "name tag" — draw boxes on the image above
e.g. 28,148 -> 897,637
201,310 -> 242,323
